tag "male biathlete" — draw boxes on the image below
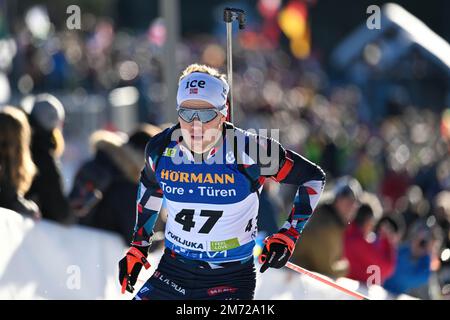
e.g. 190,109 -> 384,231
118,64 -> 326,300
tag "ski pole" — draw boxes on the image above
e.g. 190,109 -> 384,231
285,261 -> 370,300
223,7 -> 246,123
259,254 -> 369,300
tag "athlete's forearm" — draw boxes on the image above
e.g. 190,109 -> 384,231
131,172 -> 163,247
275,149 -> 326,242
131,130 -> 168,247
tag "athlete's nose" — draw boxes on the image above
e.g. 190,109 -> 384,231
192,119 -> 203,137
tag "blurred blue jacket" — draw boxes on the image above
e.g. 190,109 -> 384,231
383,244 -> 431,295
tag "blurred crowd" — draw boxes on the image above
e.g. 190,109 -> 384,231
1,8 -> 450,300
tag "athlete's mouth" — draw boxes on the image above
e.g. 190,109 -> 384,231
191,134 -> 203,140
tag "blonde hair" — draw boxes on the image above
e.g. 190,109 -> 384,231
0,107 -> 37,195
179,63 -> 227,84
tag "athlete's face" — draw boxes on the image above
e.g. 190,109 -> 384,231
178,99 -> 226,154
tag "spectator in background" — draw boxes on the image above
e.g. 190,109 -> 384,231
399,186 -> 431,239
22,94 -> 73,224
384,221 -> 436,296
344,203 -> 398,285
374,214 -> 406,244
0,107 -> 40,219
379,146 -> 413,214
291,176 -> 362,278
69,124 -> 161,245
434,191 -> 450,254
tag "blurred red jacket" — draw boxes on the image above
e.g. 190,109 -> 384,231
344,223 -> 397,284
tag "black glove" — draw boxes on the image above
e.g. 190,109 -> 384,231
118,245 -> 150,293
259,233 -> 295,273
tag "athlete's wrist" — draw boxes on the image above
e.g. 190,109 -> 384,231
277,226 -> 300,244
267,231 -> 296,253
130,238 -> 153,256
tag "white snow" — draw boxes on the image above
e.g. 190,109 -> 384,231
0,209 -> 413,300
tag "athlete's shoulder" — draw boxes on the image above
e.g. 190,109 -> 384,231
224,122 -> 285,176
224,122 -> 256,140
144,123 -> 180,160
225,122 -> 278,145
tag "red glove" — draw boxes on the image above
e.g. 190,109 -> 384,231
118,246 -> 151,294
259,233 -> 295,273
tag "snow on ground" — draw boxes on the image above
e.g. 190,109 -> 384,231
0,209 -> 413,300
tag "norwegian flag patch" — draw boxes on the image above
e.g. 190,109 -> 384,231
189,88 -> 198,94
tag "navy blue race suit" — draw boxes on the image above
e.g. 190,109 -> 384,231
131,122 -> 326,300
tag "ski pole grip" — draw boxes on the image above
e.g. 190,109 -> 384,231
224,8 -> 233,23
223,8 -> 246,29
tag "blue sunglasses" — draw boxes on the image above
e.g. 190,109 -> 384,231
177,107 -> 220,123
